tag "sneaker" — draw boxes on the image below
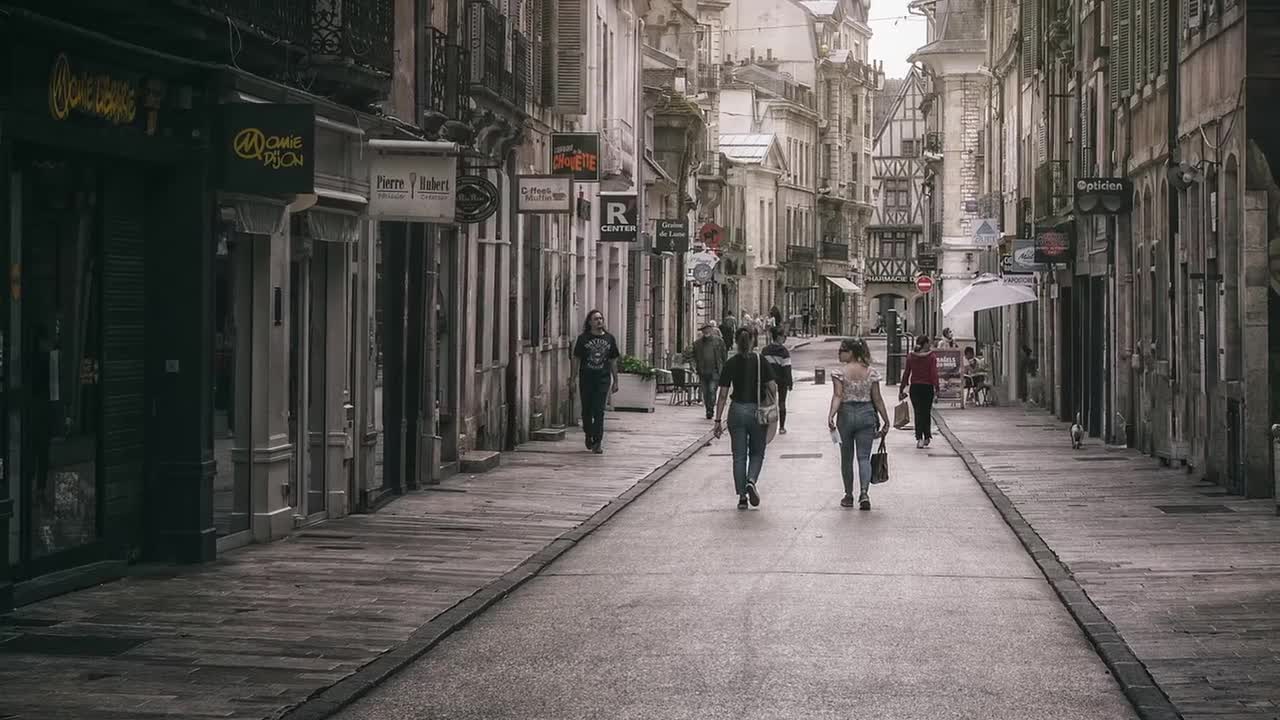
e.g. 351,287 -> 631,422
706,412 -> 713,420
737,495 -> 749,509
840,494 -> 855,508
745,482 -> 760,507
859,493 -> 871,511
779,427 -> 788,435
916,438 -> 924,449
924,437 -> 932,448
592,441 -> 603,454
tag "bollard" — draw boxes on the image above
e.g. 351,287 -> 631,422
814,366 -> 826,385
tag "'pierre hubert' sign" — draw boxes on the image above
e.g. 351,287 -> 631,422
220,103 -> 315,194
599,192 -> 638,242
369,151 -> 459,223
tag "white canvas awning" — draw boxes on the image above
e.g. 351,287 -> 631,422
823,275 -> 862,294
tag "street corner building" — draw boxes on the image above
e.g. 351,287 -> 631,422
908,0 -> 1280,504
0,0 -> 734,610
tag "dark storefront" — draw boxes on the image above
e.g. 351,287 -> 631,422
0,17 -> 216,608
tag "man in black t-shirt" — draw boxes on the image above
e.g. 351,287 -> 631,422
570,309 -> 620,454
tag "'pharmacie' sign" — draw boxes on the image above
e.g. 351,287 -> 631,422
368,145 -> 459,223
599,192 -> 639,242
1073,177 -> 1133,214
220,103 -> 315,194
551,132 -> 601,182
517,175 -> 573,213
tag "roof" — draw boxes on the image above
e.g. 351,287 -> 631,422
799,0 -> 838,16
719,134 -> 777,163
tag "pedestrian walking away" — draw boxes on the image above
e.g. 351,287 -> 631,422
692,322 -> 728,419
899,334 -> 940,448
713,328 -> 778,509
761,326 -> 793,433
827,338 -> 891,509
570,309 -> 620,454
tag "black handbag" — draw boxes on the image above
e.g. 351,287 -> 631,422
870,438 -> 889,484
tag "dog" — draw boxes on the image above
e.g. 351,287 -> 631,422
1070,413 -> 1084,450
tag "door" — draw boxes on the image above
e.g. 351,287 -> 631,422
288,247 -> 329,521
14,156 -> 104,576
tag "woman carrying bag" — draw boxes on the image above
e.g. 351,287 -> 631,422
899,335 -> 940,449
713,328 -> 779,509
827,338 -> 891,509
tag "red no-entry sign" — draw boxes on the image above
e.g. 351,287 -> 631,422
916,275 -> 935,294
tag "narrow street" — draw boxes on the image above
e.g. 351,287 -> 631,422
333,340 -> 1136,720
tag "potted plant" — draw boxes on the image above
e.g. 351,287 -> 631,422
611,355 -> 658,412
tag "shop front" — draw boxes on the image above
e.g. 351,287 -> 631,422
0,20 -> 217,607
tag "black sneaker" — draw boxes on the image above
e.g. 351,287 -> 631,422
745,482 -> 760,507
591,441 -> 603,454
859,493 -> 871,511
840,494 -> 855,508
737,495 -> 749,509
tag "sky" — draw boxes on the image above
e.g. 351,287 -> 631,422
867,0 -> 928,79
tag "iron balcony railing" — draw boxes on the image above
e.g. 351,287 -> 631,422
819,240 -> 849,261
312,0 -> 393,71
925,131 -> 943,154
466,0 -> 529,108
200,0 -> 311,48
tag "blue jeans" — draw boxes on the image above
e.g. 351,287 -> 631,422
700,371 -> 718,416
727,401 -> 767,495
837,400 -> 879,495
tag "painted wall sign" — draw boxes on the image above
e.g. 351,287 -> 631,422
551,132 -> 601,182
48,53 -> 139,126
1073,177 -> 1133,214
454,175 -> 500,224
368,152 -> 459,222
517,175 -> 573,214
599,192 -> 638,242
220,103 -> 315,194
654,219 -> 689,253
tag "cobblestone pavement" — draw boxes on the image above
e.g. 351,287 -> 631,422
0,403 -> 713,720
939,406 -> 1280,720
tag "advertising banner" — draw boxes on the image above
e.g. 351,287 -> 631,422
517,175 -> 573,213
369,152 -> 458,222
599,192 -> 639,242
220,103 -> 315,194
935,348 -> 965,400
551,132 -> 601,181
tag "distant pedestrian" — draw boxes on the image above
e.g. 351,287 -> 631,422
719,313 -> 738,348
801,305 -> 812,336
769,305 -> 783,332
713,328 -> 779,509
827,338 -> 891,509
761,326 -> 793,434
899,335 -> 940,449
692,323 -> 728,419
570,309 -> 620,454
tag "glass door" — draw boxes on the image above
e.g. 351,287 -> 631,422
212,233 -> 253,538
17,157 -> 103,575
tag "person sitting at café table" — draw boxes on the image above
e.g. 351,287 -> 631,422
962,346 -> 990,404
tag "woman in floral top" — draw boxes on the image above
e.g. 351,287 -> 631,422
826,338 -> 892,509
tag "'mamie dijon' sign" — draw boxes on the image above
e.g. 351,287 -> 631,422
48,53 -> 138,126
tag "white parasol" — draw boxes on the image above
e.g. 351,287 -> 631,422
940,275 -> 1038,317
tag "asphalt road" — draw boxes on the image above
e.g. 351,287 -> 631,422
333,339 -> 1136,720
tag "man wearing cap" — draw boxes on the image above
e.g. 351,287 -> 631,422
692,323 -> 728,419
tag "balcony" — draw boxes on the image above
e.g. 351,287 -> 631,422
466,0 -> 528,111
866,257 -> 917,283
199,0 -> 312,47
923,131 -> 943,158
787,244 -> 817,264
819,240 -> 850,261
601,118 -> 636,183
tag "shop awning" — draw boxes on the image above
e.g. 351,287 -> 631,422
823,275 -> 862,294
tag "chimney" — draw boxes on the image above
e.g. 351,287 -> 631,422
766,48 -> 773,61
750,47 -> 756,63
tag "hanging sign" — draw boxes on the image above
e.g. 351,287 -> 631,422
220,103 -> 315,194
599,192 -> 639,242
551,132 -> 601,181
368,151 -> 458,222
517,175 -> 573,213
1008,238 -> 1049,273
1073,177 -> 1133,214
1034,229 -> 1071,265
972,218 -> 1001,247
654,219 -> 690,253
454,175 -> 500,224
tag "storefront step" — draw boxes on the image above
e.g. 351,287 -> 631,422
530,427 -> 567,442
460,451 -> 502,474
12,560 -> 128,609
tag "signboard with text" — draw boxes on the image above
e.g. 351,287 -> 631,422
551,132 -> 601,182
599,192 -> 639,242
935,349 -> 965,400
220,103 -> 315,194
654,219 -> 689,253
517,175 -> 573,213
1074,177 -> 1133,214
1034,229 -> 1071,265
369,152 -> 458,222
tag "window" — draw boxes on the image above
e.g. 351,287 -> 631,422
901,139 -> 917,157
885,178 -> 911,208
878,231 -> 910,258
522,216 -> 542,344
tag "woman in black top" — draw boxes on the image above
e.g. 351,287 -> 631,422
713,328 -> 779,509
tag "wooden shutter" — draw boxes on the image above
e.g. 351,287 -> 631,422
1186,0 -> 1200,31
1133,0 -> 1145,89
1118,0 -> 1133,98
1021,0 -> 1040,76
550,0 -> 587,114
1109,0 -> 1120,106
1160,0 -> 1170,68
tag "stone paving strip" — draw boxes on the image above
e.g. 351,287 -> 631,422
938,406 -> 1280,720
0,403 -> 714,720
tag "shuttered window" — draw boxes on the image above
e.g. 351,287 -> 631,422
1185,0 -> 1201,31
1133,0 -> 1145,90
1021,0 -> 1040,77
550,0 -> 587,113
1117,0 -> 1133,99
1160,0 -> 1170,68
